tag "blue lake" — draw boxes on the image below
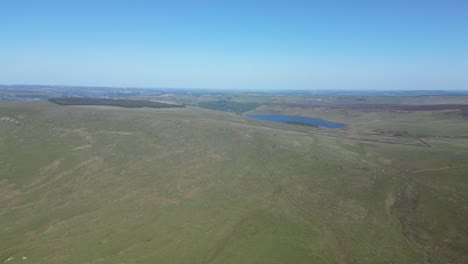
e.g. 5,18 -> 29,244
246,114 -> 346,129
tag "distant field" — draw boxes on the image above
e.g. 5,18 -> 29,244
252,101 -> 468,138
198,100 -> 263,114
49,97 -> 185,108
278,102 -> 468,116
1,97 -> 467,264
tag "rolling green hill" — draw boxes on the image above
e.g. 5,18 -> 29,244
1,100 -> 467,263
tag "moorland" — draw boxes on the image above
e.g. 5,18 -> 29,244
1,86 -> 467,263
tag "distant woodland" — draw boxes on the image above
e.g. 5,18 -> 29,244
49,97 -> 185,108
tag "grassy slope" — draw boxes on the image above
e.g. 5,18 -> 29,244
1,101 -> 467,263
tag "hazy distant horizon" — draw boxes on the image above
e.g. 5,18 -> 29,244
1,1 -> 467,90
2,83 -> 468,93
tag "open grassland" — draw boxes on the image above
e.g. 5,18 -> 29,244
252,102 -> 468,139
1,100 -> 467,263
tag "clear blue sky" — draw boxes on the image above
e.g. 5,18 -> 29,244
1,0 -> 467,90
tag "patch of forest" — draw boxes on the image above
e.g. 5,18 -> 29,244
49,97 -> 185,108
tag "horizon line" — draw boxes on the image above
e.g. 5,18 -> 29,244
1,83 -> 468,93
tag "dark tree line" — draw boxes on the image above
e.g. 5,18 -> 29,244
49,97 -> 185,108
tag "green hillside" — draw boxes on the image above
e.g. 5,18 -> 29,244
1,100 -> 467,263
